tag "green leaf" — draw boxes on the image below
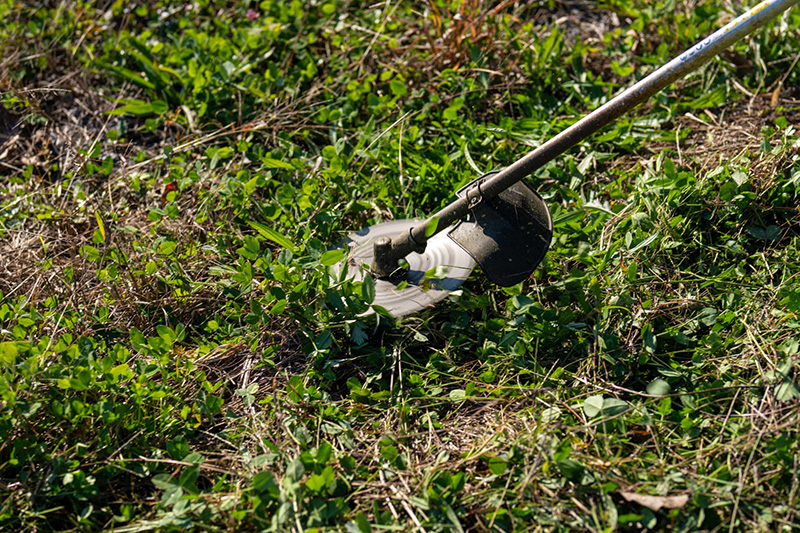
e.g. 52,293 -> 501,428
697,307 -> 718,327
657,397 -> 673,416
552,209 -> 584,226
688,85 -> 727,109
488,456 -> 507,475
538,25 -> 561,67
626,261 -> 637,282
541,406 -> 561,423
780,290 -> 800,313
644,330 -> 657,353
449,389 -> 466,401
646,378 -> 671,396
322,145 -> 337,160
719,181 -> 738,201
111,363 -> 131,378
270,299 -> 287,314
80,245 -> 101,262
444,502 -> 465,533
96,60 -> 157,91
94,212 -> 105,242
306,472 -> 327,492
425,217 -> 439,238
130,328 -> 147,352
747,225 -> 781,242
776,381 -> 799,402
315,330 -> 333,351
361,273 -> 375,303
151,473 -> 179,492
157,325 -> 177,345
320,249 -> 346,266
450,471 -> 466,492
0,342 -> 18,367
731,170 -> 749,186
354,513 -> 371,533
629,233 -> 659,253
252,471 -> 277,493
602,398 -> 629,416
108,99 -> 168,117
352,321 -> 368,345
380,445 -> 399,462
389,79 -> 407,97
157,241 -> 177,255
182,452 -> 205,465
443,97 -> 464,121
70,371 -> 90,391
249,221 -> 295,251
260,157 -> 294,169
583,395 -> 604,418
317,442 -> 333,464
463,142 -> 482,174
557,459 -> 585,483
285,458 -> 305,482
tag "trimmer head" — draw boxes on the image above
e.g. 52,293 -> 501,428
338,219 -> 475,317
338,176 -> 552,316
329,0 -> 797,317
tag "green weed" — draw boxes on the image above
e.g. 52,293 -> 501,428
1,0 -> 800,531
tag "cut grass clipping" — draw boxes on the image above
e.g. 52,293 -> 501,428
2,1 -> 800,531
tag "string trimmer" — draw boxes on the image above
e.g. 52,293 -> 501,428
337,0 -> 798,317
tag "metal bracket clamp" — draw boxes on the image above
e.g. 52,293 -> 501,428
465,182 -> 484,209
456,171 -> 498,208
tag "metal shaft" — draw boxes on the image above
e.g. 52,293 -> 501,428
372,0 -> 798,277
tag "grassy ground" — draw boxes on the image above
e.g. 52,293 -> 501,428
2,1 -> 800,531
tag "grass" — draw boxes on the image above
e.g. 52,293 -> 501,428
1,0 -> 800,531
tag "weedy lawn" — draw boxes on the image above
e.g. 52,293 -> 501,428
1,1 -> 800,531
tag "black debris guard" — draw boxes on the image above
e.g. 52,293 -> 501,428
447,172 -> 553,287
